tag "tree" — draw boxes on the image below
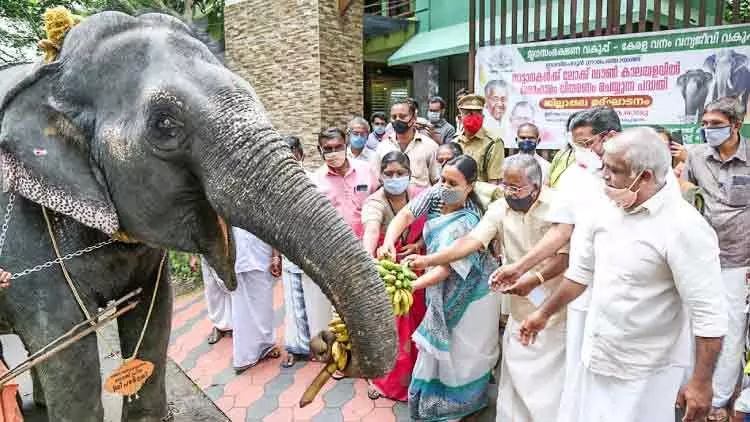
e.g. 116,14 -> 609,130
724,0 -> 750,23
0,0 -> 223,64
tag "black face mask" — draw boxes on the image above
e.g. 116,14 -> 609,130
392,119 -> 410,134
505,192 -> 536,212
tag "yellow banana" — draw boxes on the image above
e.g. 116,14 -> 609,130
336,347 -> 348,370
395,290 -> 405,316
328,317 -> 343,327
405,289 -> 413,310
331,323 -> 347,333
331,341 -> 342,363
335,331 -> 349,343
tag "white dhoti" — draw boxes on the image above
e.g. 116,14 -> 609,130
577,366 -> 685,422
201,258 -> 232,331
712,266 -> 749,408
496,316 -> 565,422
301,274 -> 332,337
231,270 -> 277,368
556,307 -> 586,422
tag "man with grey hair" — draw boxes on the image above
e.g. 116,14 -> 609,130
483,79 -> 510,133
346,116 -> 377,169
404,154 -> 570,421
491,106 -> 682,422
683,96 -> 750,421
520,127 -> 727,422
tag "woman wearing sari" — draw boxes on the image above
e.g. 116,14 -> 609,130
379,156 -> 501,421
361,151 -> 427,401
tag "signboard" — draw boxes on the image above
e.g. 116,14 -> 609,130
474,24 -> 750,149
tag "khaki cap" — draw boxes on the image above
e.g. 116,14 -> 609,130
457,94 -> 486,110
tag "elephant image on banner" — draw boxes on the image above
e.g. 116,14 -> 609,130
677,69 -> 713,124
704,49 -> 750,115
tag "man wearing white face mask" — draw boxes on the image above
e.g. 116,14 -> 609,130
684,97 -> 750,422
491,106 -> 682,422
519,127 -> 727,422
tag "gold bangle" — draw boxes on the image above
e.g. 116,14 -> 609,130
533,271 -> 545,285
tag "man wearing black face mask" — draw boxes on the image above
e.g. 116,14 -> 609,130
376,99 -> 440,187
515,123 -> 551,186
404,154 -> 569,420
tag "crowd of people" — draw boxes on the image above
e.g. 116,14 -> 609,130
30,92 -> 736,422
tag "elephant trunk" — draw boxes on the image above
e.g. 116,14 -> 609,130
195,99 -> 397,377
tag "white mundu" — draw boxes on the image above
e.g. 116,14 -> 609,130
469,188 -> 568,422
565,186 -> 727,422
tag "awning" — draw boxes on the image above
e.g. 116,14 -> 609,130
387,2 -> 707,66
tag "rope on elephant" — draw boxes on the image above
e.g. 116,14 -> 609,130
128,250 -> 168,361
37,6 -> 82,63
42,206 -> 93,322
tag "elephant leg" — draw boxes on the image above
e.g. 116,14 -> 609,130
23,332 -> 104,421
31,365 -> 46,407
118,261 -> 173,422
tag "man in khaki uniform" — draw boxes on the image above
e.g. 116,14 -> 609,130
454,94 -> 505,183
404,154 -> 569,421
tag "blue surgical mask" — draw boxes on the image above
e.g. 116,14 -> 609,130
517,138 -> 538,153
373,126 -> 386,135
350,134 -> 367,149
383,176 -> 410,195
427,111 -> 442,123
701,126 -> 732,147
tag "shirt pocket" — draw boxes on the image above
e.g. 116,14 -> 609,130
727,175 -> 750,206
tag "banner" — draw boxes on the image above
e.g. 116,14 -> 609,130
474,24 -> 750,149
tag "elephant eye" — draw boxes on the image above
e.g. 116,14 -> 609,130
148,113 -> 185,151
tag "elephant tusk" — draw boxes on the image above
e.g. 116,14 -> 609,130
216,215 -> 230,257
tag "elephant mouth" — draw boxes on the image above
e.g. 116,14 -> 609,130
200,213 -> 238,291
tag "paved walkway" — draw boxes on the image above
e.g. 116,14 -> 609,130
168,281 -> 498,422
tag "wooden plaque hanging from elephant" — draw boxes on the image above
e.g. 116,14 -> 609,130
104,359 -> 154,398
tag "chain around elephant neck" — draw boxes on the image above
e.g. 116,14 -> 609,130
0,190 -> 117,280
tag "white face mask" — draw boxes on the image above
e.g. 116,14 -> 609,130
574,146 -> 603,173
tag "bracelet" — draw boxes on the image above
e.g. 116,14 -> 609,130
533,271 -> 545,286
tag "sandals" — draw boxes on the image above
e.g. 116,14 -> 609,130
708,408 -> 730,422
234,346 -> 281,374
366,381 -> 382,400
207,327 -> 232,345
331,370 -> 346,380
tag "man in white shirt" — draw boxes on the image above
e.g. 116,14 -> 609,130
491,106 -> 683,421
516,127 -> 727,422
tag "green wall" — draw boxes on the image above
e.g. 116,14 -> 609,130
414,0 -> 722,33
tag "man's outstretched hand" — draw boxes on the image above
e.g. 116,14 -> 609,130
519,310 -> 548,346
489,263 -> 525,291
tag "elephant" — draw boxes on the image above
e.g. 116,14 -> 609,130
705,49 -> 750,114
677,69 -> 713,123
0,11 -> 396,422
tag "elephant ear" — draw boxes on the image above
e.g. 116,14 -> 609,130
0,64 -> 120,234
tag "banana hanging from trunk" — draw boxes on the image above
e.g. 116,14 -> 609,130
299,259 -> 417,407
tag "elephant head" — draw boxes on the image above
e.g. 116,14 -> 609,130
677,69 -> 713,121
705,50 -> 749,99
0,12 -> 396,377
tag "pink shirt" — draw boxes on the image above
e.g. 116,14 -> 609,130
313,158 -> 378,239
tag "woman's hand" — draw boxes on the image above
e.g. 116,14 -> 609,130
377,243 -> 397,261
402,254 -> 431,271
396,242 -> 421,260
0,270 -> 11,289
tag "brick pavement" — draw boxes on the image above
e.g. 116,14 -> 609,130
169,282 -> 497,422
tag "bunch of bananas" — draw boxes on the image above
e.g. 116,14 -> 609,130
377,259 -> 416,316
328,311 -> 351,371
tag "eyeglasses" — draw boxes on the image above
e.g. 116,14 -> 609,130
500,183 -> 533,196
572,131 -> 606,148
320,145 -> 346,154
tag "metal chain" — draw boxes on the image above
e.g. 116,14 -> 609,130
0,191 -> 16,257
10,238 -> 116,280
